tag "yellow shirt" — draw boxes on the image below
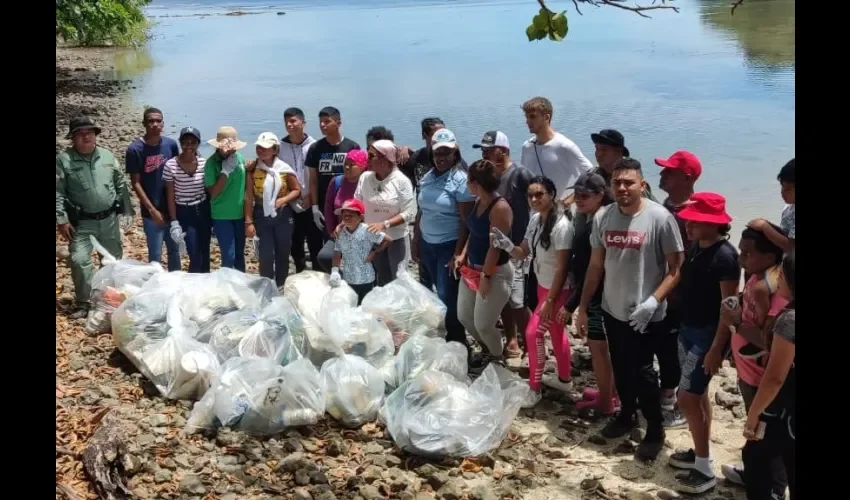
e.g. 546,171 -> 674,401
250,159 -> 295,202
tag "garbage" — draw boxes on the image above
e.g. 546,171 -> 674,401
186,357 -> 325,436
321,305 -> 395,369
178,270 -> 278,329
382,335 -> 468,389
381,364 -> 526,458
200,302 -> 298,365
283,270 -> 331,324
318,282 -> 358,334
134,326 -> 220,400
361,268 -> 448,349
321,355 -> 385,428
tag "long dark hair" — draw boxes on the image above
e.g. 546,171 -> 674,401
529,175 -> 558,251
782,249 -> 795,309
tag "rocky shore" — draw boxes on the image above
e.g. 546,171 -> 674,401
55,48 -> 750,500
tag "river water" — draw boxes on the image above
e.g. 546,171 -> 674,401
118,0 -> 794,236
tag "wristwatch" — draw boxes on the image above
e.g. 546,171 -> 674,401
383,220 -> 391,229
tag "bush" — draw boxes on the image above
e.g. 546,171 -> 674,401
56,0 -> 152,47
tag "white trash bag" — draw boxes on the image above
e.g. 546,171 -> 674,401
382,335 -> 468,389
322,305 -> 395,369
321,354 -> 385,428
136,326 -> 220,401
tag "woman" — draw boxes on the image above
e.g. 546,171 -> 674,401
557,173 -> 617,415
415,128 -> 474,346
203,126 -> 248,271
355,139 -> 417,285
456,159 -> 513,374
322,150 -> 369,271
742,250 -> 795,500
164,126 -> 211,273
244,132 -> 301,287
492,176 -> 571,407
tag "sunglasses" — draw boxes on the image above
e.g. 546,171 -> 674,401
527,190 -> 547,200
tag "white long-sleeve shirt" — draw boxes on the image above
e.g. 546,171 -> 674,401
520,132 -> 593,199
355,168 -> 416,241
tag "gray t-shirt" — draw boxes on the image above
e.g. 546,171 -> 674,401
590,200 -> 684,322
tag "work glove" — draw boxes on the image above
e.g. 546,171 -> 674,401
221,155 -> 238,177
490,227 -> 515,253
312,205 -> 325,231
169,221 -> 188,258
628,296 -> 659,333
329,267 -> 342,287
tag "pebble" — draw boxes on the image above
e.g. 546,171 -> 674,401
148,414 -> 169,427
293,488 -> 313,500
657,490 -> 681,499
715,390 -> 744,408
153,468 -> 172,483
178,474 -> 206,494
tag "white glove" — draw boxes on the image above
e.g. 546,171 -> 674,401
169,220 -> 183,241
221,155 -> 237,177
628,296 -> 659,333
312,205 -> 325,231
329,267 -> 342,287
490,227 -> 515,253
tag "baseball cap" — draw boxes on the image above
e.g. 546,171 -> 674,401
677,192 -> 732,224
179,126 -> 201,143
570,172 -> 608,195
334,198 -> 366,216
591,129 -> 629,157
255,132 -> 280,149
473,131 -> 510,150
432,128 -> 458,151
655,150 -> 702,180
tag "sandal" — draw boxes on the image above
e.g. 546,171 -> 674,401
503,346 -> 523,359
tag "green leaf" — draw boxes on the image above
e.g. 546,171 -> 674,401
535,27 -> 548,40
532,12 -> 548,30
526,23 -> 538,41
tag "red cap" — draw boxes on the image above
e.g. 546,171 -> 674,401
655,150 -> 702,180
334,198 -> 366,216
677,192 -> 732,225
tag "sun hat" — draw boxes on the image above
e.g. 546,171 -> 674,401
66,115 -> 102,139
655,150 -> 702,180
473,131 -> 510,150
207,126 -> 247,150
591,129 -> 629,157
255,132 -> 280,149
345,149 -> 368,169
677,192 -> 733,224
432,128 -> 458,151
334,198 -> 366,216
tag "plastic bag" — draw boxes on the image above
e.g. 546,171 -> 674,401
186,357 -> 325,436
381,364 -> 522,457
201,303 -> 298,365
361,268 -> 447,349
283,271 -> 331,324
318,282 -> 358,333
111,272 -> 190,350
321,306 -> 395,369
383,335 -> 468,389
135,326 -> 220,400
178,269 -> 277,329
321,355 -> 385,428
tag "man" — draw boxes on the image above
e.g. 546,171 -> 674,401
590,129 -> 657,201
474,130 -> 534,359
574,158 -> 684,461
305,106 -> 361,271
279,107 -> 318,273
655,150 -> 702,429
520,96 -> 593,201
56,116 -> 134,318
126,107 -> 181,271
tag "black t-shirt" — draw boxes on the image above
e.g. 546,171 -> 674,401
497,163 -> 534,244
678,240 -> 741,328
305,137 -> 360,209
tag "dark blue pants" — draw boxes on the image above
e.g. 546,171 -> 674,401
213,218 -> 246,272
142,216 -> 181,272
419,238 -> 466,346
176,201 -> 212,273
255,206 -> 294,287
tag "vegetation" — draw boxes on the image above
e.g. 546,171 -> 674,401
56,0 -> 152,47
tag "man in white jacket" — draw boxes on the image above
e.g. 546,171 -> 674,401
279,107 -> 318,273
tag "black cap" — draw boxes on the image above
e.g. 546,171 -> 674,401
179,126 -> 201,143
66,115 -> 102,139
590,129 -> 629,157
472,131 -> 509,149
570,172 -> 608,194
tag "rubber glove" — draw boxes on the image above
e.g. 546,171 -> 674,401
329,267 -> 342,287
312,205 -> 325,231
490,227 -> 515,253
628,296 -> 659,333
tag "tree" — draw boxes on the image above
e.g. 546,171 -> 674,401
56,0 -> 152,47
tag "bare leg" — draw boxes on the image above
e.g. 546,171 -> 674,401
589,339 -> 616,413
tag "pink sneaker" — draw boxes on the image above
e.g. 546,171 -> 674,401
583,388 -> 600,401
575,396 -> 620,415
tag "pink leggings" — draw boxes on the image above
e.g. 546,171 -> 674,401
526,284 -> 571,391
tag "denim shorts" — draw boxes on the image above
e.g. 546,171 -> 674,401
677,324 -> 716,395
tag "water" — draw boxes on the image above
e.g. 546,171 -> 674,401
123,0 -> 794,236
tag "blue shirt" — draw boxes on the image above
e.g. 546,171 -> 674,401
125,137 -> 180,218
417,167 -> 475,244
335,224 -> 387,285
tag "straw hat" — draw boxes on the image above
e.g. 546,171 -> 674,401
207,126 -> 247,150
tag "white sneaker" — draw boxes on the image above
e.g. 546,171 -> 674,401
542,374 -> 573,392
721,463 -> 745,486
521,390 -> 542,409
663,407 -> 688,429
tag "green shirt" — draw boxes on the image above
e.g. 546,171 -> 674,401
56,146 -> 133,225
204,151 -> 247,220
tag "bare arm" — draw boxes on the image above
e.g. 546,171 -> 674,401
508,240 -> 531,260
650,251 -> 684,303
243,175 -> 254,222
374,234 -> 393,253
483,201 -> 512,276
166,181 -> 178,221
747,335 -> 795,418
332,250 -> 342,268
278,173 -> 301,207
761,223 -> 791,253
130,173 -> 156,215
309,168 -> 319,208
708,280 -> 742,354
208,174 -> 229,198
455,201 -> 474,258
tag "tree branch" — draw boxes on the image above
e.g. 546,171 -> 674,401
538,0 -> 679,19
731,0 -> 745,15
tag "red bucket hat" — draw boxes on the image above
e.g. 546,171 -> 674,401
677,192 -> 732,224
655,150 -> 702,180
334,198 -> 366,216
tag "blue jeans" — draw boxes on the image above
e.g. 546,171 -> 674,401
419,238 -> 465,346
142,216 -> 181,272
176,201 -> 212,273
213,219 -> 246,272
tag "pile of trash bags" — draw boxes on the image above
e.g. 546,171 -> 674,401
102,258 -> 527,457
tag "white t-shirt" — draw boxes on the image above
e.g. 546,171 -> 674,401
355,168 -> 417,241
524,212 -> 571,290
520,132 -> 593,199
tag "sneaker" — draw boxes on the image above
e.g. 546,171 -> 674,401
583,388 -> 600,401
600,412 -> 638,439
68,303 -> 90,320
521,390 -> 542,409
661,395 -> 676,410
663,407 -> 688,429
721,463 -> 745,486
669,449 -> 696,469
675,469 -> 717,495
636,427 -> 665,461
542,374 -> 573,393
576,396 -> 621,415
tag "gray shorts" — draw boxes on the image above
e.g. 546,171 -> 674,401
508,258 -> 527,309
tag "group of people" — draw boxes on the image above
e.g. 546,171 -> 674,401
55,96 -> 795,499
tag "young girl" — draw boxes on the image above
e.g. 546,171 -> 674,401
329,199 -> 392,304
492,175 -> 570,408
204,126 -> 248,271
742,250 -> 795,500
244,132 -> 302,287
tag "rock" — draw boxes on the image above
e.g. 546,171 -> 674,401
721,378 -> 740,394
294,469 -> 311,486
361,441 -> 384,454
715,390 -> 743,409
438,478 -> 465,500
80,390 -> 101,405
216,429 -> 242,447
57,245 -> 70,259
363,465 -> 383,483
153,468 -> 172,483
367,454 -> 389,467
178,474 -> 206,495
418,465 -> 450,490
313,489 -> 338,500
618,467 -> 640,481
359,485 -> 383,500
148,414 -> 169,427
220,494 -> 239,500
732,405 -> 746,418
657,490 -> 681,499
416,493 -> 436,500
623,492 -> 654,500
293,488 -> 313,500
279,452 -> 317,474
327,439 -> 349,457
300,438 -> 322,452
470,486 -> 497,500
580,478 -> 600,491
310,470 -> 330,484
587,434 -> 608,446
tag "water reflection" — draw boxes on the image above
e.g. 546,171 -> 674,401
109,48 -> 155,79
698,0 -> 795,69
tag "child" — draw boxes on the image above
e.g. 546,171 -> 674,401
329,199 -> 392,304
747,158 -> 794,252
719,224 -> 789,496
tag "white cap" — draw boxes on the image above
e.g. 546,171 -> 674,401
431,128 -> 458,151
255,132 -> 280,149
472,130 -> 510,150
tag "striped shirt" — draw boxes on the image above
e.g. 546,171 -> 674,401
162,156 -> 207,205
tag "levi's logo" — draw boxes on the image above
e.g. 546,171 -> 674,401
605,230 -> 646,249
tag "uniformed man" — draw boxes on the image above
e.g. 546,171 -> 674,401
56,115 -> 134,318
